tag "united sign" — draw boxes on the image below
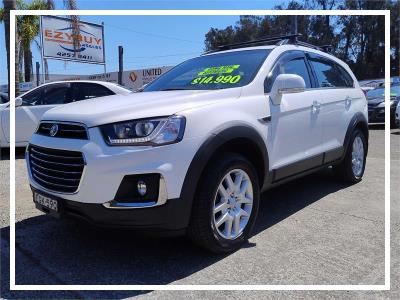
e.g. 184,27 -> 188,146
41,16 -> 105,64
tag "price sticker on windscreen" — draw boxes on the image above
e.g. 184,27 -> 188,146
192,64 -> 242,85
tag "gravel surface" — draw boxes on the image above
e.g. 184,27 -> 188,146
0,126 -> 399,299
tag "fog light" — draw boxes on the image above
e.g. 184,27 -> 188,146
137,180 -> 147,196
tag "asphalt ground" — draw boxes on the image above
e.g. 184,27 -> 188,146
0,125 -> 399,299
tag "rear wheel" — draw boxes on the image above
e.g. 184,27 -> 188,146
187,153 -> 260,253
333,129 -> 367,182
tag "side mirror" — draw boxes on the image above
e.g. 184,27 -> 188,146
269,74 -> 306,105
15,97 -> 23,107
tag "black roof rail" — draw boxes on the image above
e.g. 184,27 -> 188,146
290,40 -> 323,51
205,34 -> 302,53
277,39 -> 333,53
320,45 -> 333,53
203,34 -> 333,54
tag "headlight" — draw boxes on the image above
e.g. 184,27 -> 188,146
100,116 -> 186,146
377,100 -> 395,108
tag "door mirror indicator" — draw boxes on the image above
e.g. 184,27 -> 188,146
15,97 -> 23,107
269,74 -> 306,105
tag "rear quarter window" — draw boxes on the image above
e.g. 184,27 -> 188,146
308,53 -> 354,88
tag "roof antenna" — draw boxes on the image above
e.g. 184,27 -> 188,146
290,15 -> 298,44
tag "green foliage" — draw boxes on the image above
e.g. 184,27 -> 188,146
204,0 -> 400,80
14,0 -> 48,82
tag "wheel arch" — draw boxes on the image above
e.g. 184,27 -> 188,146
343,112 -> 369,155
178,125 -> 269,229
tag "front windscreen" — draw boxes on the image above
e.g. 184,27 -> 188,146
143,49 -> 271,92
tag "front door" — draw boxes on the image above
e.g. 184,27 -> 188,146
265,51 -> 324,181
2,83 -> 71,144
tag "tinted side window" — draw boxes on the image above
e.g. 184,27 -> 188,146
21,87 -> 43,106
0,94 -> 8,104
42,83 -> 71,105
308,54 -> 351,88
73,83 -> 114,102
265,55 -> 311,93
335,64 -> 354,87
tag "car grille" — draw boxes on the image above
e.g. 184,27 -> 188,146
37,122 -> 88,140
28,145 -> 85,193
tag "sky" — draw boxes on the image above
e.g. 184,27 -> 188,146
0,0 -> 285,85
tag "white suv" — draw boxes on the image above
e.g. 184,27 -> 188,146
26,39 -> 368,253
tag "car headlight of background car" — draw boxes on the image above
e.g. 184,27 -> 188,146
377,100 -> 395,108
100,116 -> 186,146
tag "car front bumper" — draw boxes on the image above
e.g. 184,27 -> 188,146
31,186 -> 188,232
27,126 -> 202,230
368,105 -> 396,123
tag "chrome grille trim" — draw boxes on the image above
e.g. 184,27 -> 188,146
30,153 -> 83,167
30,147 -> 82,160
32,174 -> 78,189
28,145 -> 85,194
36,121 -> 89,140
31,167 -> 80,182
30,160 -> 82,175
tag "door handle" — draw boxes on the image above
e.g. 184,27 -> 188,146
345,96 -> 352,108
312,101 -> 321,113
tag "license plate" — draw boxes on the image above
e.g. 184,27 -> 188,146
34,192 -> 58,212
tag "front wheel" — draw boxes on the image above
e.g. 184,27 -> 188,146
187,153 -> 260,253
333,129 -> 367,183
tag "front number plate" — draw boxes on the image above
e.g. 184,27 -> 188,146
34,192 -> 58,212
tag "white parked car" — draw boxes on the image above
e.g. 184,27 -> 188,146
396,101 -> 400,128
0,81 -> 131,149
26,37 -> 368,253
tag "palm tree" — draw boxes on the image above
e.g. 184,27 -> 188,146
1,0 -> 17,95
15,0 -> 48,82
17,0 -> 79,82
1,0 -> 79,93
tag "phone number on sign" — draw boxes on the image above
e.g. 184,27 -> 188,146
56,51 -> 94,61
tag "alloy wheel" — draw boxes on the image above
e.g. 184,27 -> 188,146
351,135 -> 364,177
212,169 -> 253,240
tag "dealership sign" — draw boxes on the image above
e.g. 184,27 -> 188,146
41,16 -> 105,64
87,67 -> 173,90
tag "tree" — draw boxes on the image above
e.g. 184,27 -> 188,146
388,0 -> 400,76
1,0 -> 17,95
0,0 -> 80,93
203,0 -> 399,80
14,0 -> 48,82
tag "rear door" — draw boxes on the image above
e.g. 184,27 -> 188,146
306,53 -> 361,159
2,87 -> 43,143
265,51 -> 324,180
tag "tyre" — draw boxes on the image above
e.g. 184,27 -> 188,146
187,153 -> 260,253
333,129 -> 367,183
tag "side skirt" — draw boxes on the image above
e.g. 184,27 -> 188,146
267,146 -> 344,188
